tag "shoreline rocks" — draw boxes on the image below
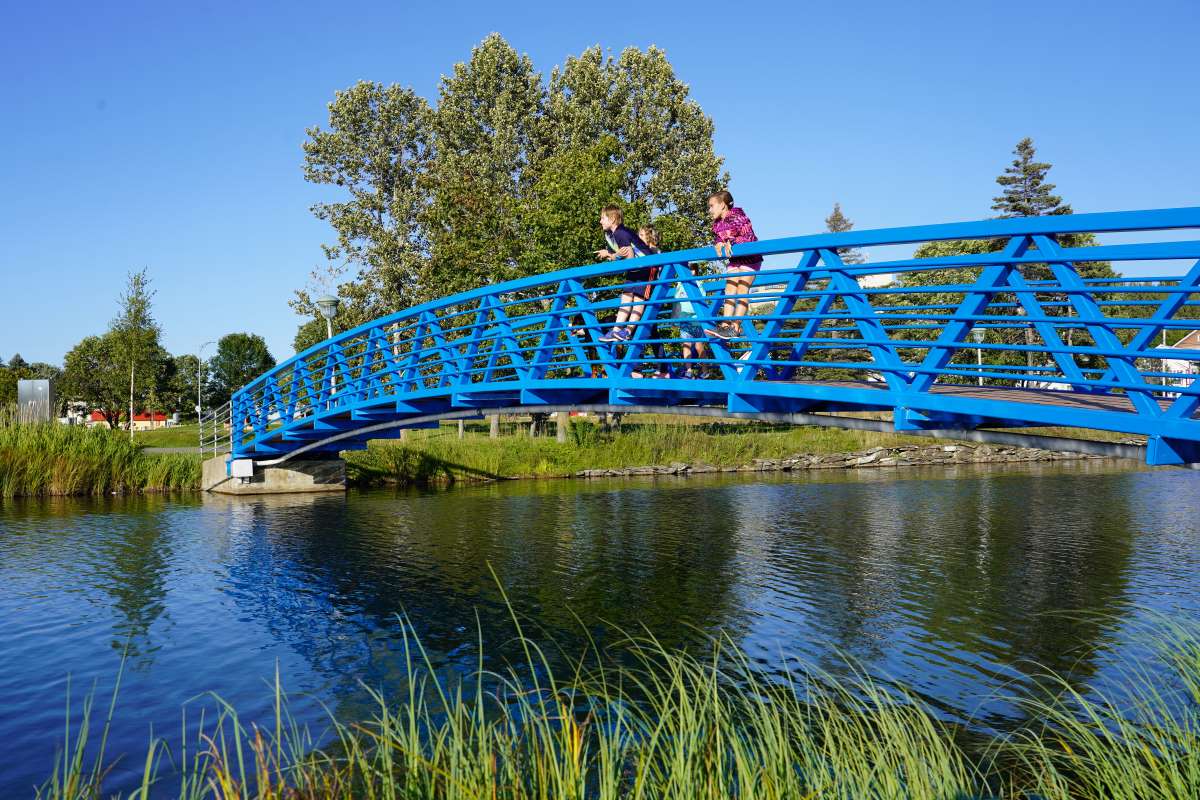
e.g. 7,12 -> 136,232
573,443 -> 1110,479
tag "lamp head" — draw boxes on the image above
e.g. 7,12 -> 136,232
315,295 -> 340,321
970,326 -> 986,344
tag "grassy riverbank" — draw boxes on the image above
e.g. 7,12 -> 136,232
0,418 -> 199,498
344,417 -> 931,485
41,611 -> 1200,799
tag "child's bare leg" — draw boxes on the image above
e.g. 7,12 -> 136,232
720,277 -> 739,319
613,293 -> 633,326
730,276 -> 753,332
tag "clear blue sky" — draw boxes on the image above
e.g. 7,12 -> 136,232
2,0 -> 1197,364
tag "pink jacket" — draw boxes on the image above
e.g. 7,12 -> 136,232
712,206 -> 763,268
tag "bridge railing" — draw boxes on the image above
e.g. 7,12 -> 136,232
231,207 -> 1200,462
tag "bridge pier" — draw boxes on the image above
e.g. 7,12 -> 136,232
201,455 -> 346,495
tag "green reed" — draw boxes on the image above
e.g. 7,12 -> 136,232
0,412 -> 199,497
36,608 -> 1200,799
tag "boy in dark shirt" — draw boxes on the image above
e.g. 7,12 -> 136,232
595,205 -> 656,342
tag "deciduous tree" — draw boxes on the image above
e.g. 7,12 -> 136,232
207,333 -> 276,400
61,334 -> 128,429
544,45 -> 726,251
295,80 -> 433,329
421,34 -> 545,299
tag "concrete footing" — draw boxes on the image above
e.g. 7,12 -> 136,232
201,455 -> 346,495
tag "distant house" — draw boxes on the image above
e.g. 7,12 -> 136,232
87,410 -> 169,431
1154,330 -> 1200,389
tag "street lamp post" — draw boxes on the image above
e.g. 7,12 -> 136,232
197,341 -> 215,418
315,296 -> 341,400
970,326 -> 986,386
197,340 -> 215,451
316,295 -> 340,340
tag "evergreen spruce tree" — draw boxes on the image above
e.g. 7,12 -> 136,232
991,137 -> 1068,218
824,203 -> 864,265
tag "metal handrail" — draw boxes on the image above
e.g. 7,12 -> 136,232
199,401 -> 231,459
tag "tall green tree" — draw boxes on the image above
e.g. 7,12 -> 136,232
543,45 -> 726,251
991,137 -> 1067,219
421,34 -> 546,299
294,36 -> 731,346
207,333 -> 276,400
824,203 -> 865,265
295,80 -> 434,329
110,270 -> 169,431
164,353 -> 201,417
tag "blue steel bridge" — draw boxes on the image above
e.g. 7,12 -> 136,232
227,207 -> 1200,470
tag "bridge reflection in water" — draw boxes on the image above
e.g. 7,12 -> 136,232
231,208 -> 1200,466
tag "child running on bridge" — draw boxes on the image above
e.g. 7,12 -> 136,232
595,205 -> 656,343
704,190 -> 763,339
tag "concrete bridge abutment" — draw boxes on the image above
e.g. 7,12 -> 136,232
201,455 -> 346,495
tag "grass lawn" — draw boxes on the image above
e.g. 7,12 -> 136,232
133,422 -> 200,448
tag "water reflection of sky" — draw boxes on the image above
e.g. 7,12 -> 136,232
1,460 -> 1197,794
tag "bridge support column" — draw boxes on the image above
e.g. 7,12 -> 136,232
201,455 -> 346,495
1146,435 -> 1200,466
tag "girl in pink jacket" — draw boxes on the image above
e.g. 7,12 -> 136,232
705,190 -> 762,338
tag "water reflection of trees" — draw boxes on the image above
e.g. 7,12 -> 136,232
219,479 -> 748,701
0,495 -> 177,660
743,463 -> 1137,725
219,464 -> 1148,727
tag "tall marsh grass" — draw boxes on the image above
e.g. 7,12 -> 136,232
37,609 -> 1200,799
0,415 -> 199,497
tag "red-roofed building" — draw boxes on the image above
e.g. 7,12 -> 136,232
87,410 -> 169,431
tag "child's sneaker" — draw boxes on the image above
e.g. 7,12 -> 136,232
599,327 -> 626,342
704,322 -> 735,339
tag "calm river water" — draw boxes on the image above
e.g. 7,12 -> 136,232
2,460 -> 1199,794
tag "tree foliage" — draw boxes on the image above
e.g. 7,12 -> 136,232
164,353 -> 201,418
295,35 -> 728,347
542,45 -> 727,250
61,334 -> 129,428
422,34 -> 546,299
524,137 -> 626,275
207,333 -> 276,400
295,81 -> 434,329
991,137 -> 1066,219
